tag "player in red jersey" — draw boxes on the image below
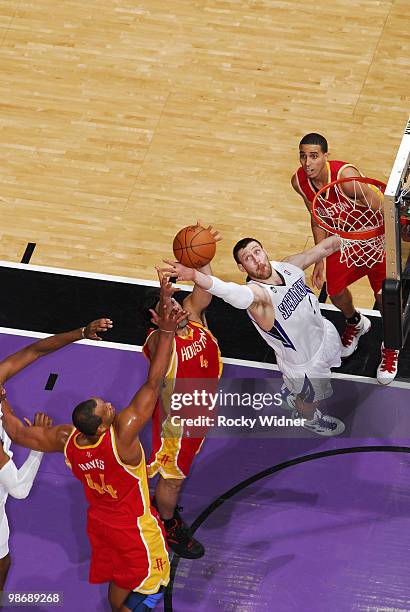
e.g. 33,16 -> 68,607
1,281 -> 187,612
0,318 -> 112,590
291,133 -> 399,384
143,226 -> 222,559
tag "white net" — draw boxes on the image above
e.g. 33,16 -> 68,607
339,234 -> 385,268
313,178 -> 385,268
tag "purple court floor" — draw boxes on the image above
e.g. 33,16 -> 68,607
1,331 -> 410,611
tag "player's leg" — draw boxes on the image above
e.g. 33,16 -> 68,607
108,582 -> 130,612
153,472 -> 204,559
295,396 -> 345,436
326,257 -> 371,357
329,286 -> 355,318
368,261 -> 400,384
155,475 -> 183,519
0,513 -> 11,589
281,376 -> 345,437
150,436 -> 205,559
0,553 -> 11,590
283,319 -> 344,436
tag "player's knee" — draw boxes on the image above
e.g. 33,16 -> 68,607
329,288 -> 349,301
162,477 -> 184,492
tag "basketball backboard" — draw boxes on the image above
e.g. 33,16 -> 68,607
382,116 -> 410,349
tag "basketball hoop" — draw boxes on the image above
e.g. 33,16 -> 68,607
312,176 -> 386,268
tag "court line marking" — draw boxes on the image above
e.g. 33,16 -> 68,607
0,260 -> 381,317
1,327 -> 408,388
165,445 -> 410,611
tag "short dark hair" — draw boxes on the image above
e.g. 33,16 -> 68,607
233,238 -> 263,263
137,286 -> 185,329
299,133 -> 328,153
139,287 -> 161,326
72,399 -> 101,436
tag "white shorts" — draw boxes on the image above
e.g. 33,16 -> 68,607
0,511 -> 10,558
280,318 -> 341,403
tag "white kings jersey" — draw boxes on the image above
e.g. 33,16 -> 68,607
0,402 -> 13,508
247,261 -> 325,369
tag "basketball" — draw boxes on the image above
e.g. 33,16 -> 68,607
173,225 -> 216,268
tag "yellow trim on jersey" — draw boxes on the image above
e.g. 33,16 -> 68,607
110,427 -> 144,472
109,429 -> 170,593
63,427 -> 76,469
336,163 -> 361,181
335,164 -> 380,208
147,434 -> 185,480
73,431 -> 105,450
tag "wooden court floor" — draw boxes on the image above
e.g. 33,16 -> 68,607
0,0 -> 409,307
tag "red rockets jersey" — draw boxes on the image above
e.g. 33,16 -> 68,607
64,426 -> 152,528
143,321 -> 222,381
295,160 -> 359,204
143,321 -> 222,427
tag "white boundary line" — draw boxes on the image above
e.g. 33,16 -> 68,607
0,260 -> 193,292
0,260 -> 382,316
318,302 -> 381,318
2,327 -> 409,388
0,327 -> 142,353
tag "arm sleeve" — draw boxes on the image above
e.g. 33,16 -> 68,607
0,450 -> 43,499
207,276 -> 254,309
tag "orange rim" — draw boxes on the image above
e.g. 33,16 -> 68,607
311,176 -> 386,240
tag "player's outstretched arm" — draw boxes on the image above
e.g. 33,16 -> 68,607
0,318 -> 113,383
162,260 -> 256,310
1,392 -> 71,453
340,166 -> 383,210
284,235 -> 341,270
0,412 -> 53,499
115,304 -> 188,453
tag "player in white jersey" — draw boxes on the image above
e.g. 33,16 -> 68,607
0,393 -> 51,588
0,318 -> 112,589
162,235 -> 345,436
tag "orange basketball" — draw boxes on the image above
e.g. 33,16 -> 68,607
173,225 -> 216,268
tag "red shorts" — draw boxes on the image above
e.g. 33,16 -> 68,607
326,251 -> 386,297
87,514 -> 169,593
148,401 -> 205,479
148,434 -> 204,479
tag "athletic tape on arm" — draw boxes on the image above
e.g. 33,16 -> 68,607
207,276 -> 254,309
0,451 -> 43,499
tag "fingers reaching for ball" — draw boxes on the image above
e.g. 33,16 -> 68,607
161,260 -> 196,282
196,220 -> 222,243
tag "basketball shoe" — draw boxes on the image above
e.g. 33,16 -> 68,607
341,314 -> 371,358
163,506 -> 204,559
377,343 -> 399,385
301,409 -> 345,437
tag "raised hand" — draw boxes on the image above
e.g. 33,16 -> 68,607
156,267 -> 180,311
196,220 -> 222,243
23,412 -> 53,428
83,318 -> 113,341
312,261 -> 325,290
150,303 -> 189,333
161,260 -> 196,283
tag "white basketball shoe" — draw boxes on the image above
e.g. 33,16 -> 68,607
377,343 -> 399,385
341,314 -> 371,358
